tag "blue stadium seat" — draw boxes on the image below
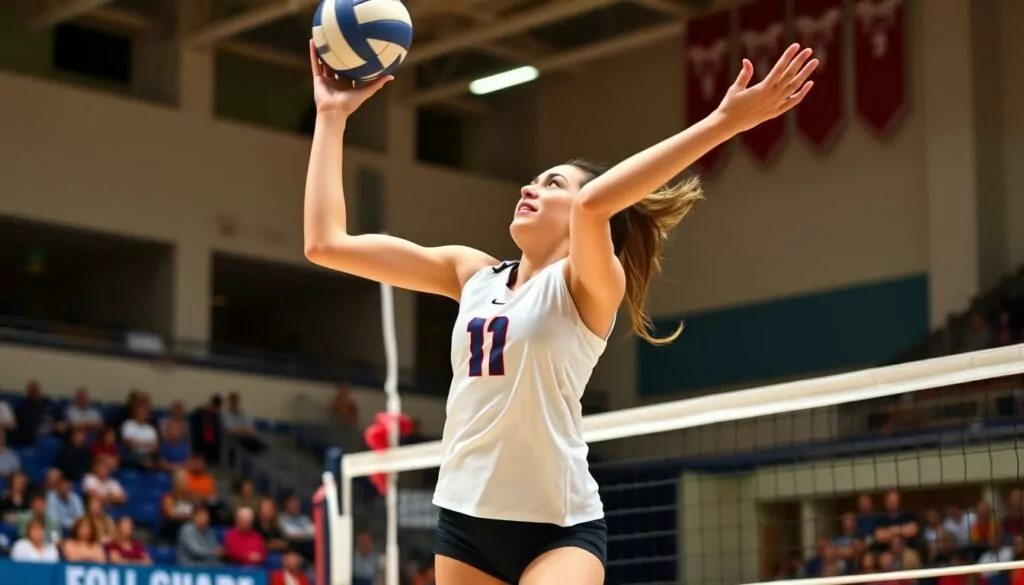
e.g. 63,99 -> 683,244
23,462 -> 47,485
116,469 -> 143,492
149,545 -> 176,566
266,552 -> 283,570
145,472 -> 172,493
35,435 -> 62,465
213,526 -> 228,543
0,477 -> 7,493
128,500 -> 161,527
0,522 -> 17,544
254,419 -> 271,433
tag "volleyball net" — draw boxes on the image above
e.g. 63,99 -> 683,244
320,343 -> 1024,585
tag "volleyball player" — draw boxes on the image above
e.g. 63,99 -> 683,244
304,40 -> 817,585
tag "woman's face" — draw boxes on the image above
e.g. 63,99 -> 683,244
118,517 -> 134,538
241,481 -> 254,497
28,523 -> 44,545
75,520 -> 93,541
509,164 -> 590,252
259,499 -> 275,519
88,497 -> 103,515
11,472 -> 27,491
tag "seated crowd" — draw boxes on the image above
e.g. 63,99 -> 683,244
0,381 -> 316,585
776,489 -> 1024,585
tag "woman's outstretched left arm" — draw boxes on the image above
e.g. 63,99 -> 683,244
567,44 -> 818,311
575,44 -> 817,218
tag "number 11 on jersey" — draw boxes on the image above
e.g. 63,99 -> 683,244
467,316 -> 509,377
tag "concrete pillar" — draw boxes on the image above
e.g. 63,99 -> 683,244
921,0 -> 980,324
172,241 -> 211,345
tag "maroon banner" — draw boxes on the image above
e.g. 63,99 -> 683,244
685,10 -> 732,177
852,0 -> 906,138
793,0 -> 845,152
738,0 -> 788,165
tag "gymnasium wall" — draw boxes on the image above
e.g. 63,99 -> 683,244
536,0 -> 1024,399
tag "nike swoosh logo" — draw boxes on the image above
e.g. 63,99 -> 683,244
491,300 -> 506,305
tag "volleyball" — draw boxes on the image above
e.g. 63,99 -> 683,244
312,0 -> 413,85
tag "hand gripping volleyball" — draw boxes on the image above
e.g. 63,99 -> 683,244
312,0 -> 413,85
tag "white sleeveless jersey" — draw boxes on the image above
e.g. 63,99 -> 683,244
432,259 -> 607,527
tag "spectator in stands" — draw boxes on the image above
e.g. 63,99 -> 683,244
90,426 -> 121,468
83,454 -> 127,506
996,310 -> 1018,346
834,512 -> 859,563
160,401 -> 190,443
112,390 -> 145,436
0,430 -> 21,479
255,497 -> 288,554
278,493 -> 315,560
121,402 -> 159,469
190,395 -> 223,465
855,494 -> 878,543
184,455 -> 216,502
176,505 -> 222,567
0,399 -> 15,432
84,494 -> 115,544
353,531 -> 380,585
1005,489 -> 1024,541
56,428 -> 93,483
12,381 -> 66,446
805,537 -> 844,577
17,492 -> 60,543
934,529 -> 960,567
271,549 -> 311,585
979,529 -> 1014,585
944,505 -> 975,545
858,551 -> 878,575
0,471 -> 30,521
922,508 -> 944,562
224,506 -> 266,568
159,470 -> 195,543
60,516 -> 107,564
972,500 -> 998,545
65,388 -> 104,433
231,478 -> 259,515
874,490 -> 918,548
965,311 -> 994,352
43,468 -> 62,493
411,559 -> 435,585
107,516 -> 152,565
9,518 -> 60,563
159,419 -> 191,471
888,536 -> 921,569
333,383 -> 359,428
222,393 -> 266,454
45,475 -> 83,530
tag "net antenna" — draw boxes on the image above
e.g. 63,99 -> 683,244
322,278 -> 401,585
379,280 -> 401,585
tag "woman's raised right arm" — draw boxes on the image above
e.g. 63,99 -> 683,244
303,109 -> 495,301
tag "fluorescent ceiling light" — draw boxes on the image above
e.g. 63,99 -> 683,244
469,66 -> 540,95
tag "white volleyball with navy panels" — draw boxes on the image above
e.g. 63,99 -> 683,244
313,0 -> 413,83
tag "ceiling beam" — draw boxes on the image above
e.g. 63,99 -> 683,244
30,0 -> 116,29
630,0 -> 691,17
406,21 -> 684,106
185,0 -> 314,49
405,0 -> 620,66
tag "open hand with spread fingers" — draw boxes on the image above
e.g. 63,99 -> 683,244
714,43 -> 818,135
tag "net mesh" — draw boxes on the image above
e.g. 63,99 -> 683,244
338,347 -> 1024,585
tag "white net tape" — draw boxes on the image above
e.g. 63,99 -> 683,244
326,344 -> 1024,585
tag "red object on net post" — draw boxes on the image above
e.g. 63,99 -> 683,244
363,412 -> 414,495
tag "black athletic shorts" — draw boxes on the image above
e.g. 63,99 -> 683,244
434,507 -> 607,583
